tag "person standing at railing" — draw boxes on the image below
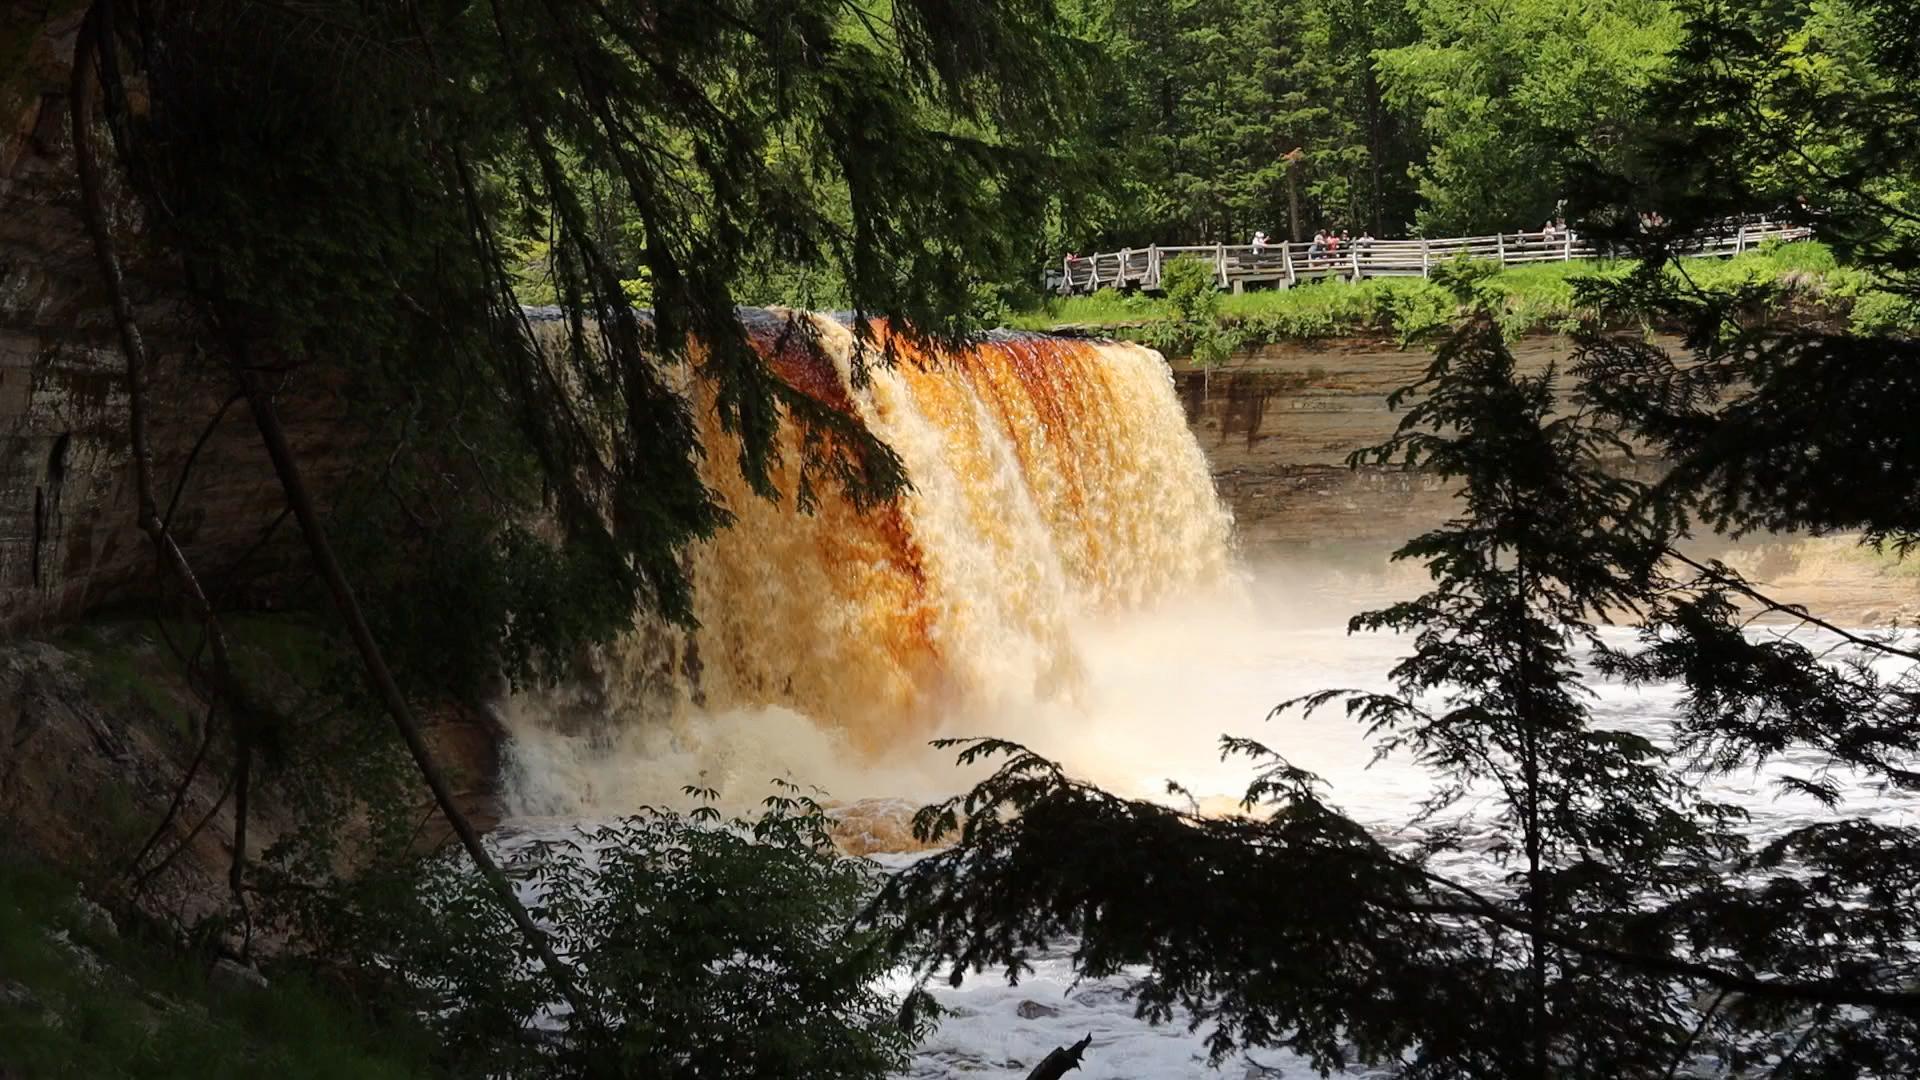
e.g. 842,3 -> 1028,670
1541,219 -> 1557,244
1309,230 -> 1328,264
1251,230 -> 1268,253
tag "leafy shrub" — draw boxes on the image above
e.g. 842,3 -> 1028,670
310,790 -> 928,1079
1013,242 -> 1861,349
1849,290 -> 1920,337
0,861 -> 431,1079
1375,279 -> 1455,342
1189,322 -> 1244,368
1160,257 -> 1220,322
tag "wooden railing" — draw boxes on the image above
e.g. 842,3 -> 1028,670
1052,220 -> 1814,295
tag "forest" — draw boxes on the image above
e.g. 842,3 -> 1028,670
1,0 -> 1918,1077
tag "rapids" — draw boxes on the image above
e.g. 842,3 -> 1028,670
487,315 -> 1920,1076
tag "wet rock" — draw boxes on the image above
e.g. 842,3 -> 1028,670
1070,983 -> 1129,1007
43,928 -> 102,975
1016,999 -> 1060,1019
70,896 -> 117,940
0,642 -> 240,929
209,958 -> 269,995
0,978 -> 43,1011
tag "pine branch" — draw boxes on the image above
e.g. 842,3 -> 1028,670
1404,874 -> 1920,1014
80,0 -> 598,1026
1666,548 -> 1920,665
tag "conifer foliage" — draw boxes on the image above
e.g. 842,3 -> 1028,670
878,257 -> 1920,1077
66,0 -> 1092,1065
91,0 -> 1090,668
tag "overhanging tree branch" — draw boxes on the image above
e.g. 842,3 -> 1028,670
215,319 -> 600,1027
72,0 -> 255,926
76,0 -> 596,1022
1666,547 -> 1920,665
1401,872 -> 1920,1014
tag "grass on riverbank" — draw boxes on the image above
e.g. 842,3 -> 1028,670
0,860 -> 433,1079
1010,241 -> 1909,347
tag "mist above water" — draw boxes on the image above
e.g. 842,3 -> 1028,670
494,314 -> 1916,838
498,314 -> 1290,821
497,559 -> 1420,821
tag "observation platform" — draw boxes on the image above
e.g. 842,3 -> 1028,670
1052,220 -> 1814,295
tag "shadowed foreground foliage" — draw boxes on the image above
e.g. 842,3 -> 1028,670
875,259 -> 1920,1077
274,789 -> 929,1079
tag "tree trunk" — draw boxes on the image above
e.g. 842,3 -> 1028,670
222,349 -> 599,1025
1285,149 -> 1305,243
71,0 -> 254,927
1363,59 -> 1386,236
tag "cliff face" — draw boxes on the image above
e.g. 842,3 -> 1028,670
1168,336 -> 1660,556
0,10 -> 359,633
1,14 -> 490,919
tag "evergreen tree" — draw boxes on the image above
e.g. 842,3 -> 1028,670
1559,7 -> 1920,1062
1378,0 -> 1683,234
66,0 -> 1096,1051
880,3 -> 1920,1068
84,0 -> 1093,682
1063,0 -> 1423,248
878,255 -> 1920,1075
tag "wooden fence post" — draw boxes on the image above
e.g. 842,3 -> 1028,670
1496,232 -> 1506,265
1215,243 -> 1227,288
1735,223 -> 1747,254
1148,244 -> 1161,289
1422,239 -> 1431,278
1283,242 -> 1295,287
1564,232 -> 1573,261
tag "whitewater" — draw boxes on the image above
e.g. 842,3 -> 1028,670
491,313 -> 1920,1077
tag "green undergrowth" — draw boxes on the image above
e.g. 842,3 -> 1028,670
42,612 -> 387,891
59,613 -> 346,694
0,860 -> 432,1079
55,614 -> 349,741
1010,241 -> 1910,350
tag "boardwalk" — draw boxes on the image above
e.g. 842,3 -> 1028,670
1054,219 -> 1813,295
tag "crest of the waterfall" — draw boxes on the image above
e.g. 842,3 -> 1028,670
500,310 -> 1236,817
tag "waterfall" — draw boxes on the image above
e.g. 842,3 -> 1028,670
500,311 -> 1235,818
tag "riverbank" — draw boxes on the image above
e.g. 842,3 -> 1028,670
1163,329 -> 1920,626
0,616 -> 503,933
0,858 -> 431,1079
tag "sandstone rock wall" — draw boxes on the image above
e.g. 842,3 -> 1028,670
1,12 -> 355,633
1169,336 -> 1660,557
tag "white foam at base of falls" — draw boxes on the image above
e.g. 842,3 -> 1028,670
499,316 -> 1237,816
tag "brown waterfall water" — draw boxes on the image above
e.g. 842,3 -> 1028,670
485,314 -> 1920,1075
498,313 -> 1238,828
